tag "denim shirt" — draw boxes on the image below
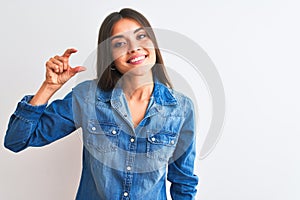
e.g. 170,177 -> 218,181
4,80 -> 198,200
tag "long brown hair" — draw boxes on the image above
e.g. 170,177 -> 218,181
97,8 -> 173,91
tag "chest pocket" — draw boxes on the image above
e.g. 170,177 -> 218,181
146,130 -> 178,162
84,120 -> 120,153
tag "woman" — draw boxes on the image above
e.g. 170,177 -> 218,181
5,8 -> 198,200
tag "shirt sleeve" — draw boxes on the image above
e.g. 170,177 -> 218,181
4,92 -> 76,153
167,97 -> 199,200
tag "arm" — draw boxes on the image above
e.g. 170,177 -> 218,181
4,48 -> 85,152
4,93 -> 75,152
167,98 -> 199,200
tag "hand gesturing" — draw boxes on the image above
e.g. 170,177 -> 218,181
45,48 -> 86,87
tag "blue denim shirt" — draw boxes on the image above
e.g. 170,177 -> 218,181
4,80 -> 198,200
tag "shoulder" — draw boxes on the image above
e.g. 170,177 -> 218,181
72,80 -> 97,92
169,87 -> 194,109
156,83 -> 194,115
71,79 -> 100,98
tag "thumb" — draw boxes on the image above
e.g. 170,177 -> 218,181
69,66 -> 86,76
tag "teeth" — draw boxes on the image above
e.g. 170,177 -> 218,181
130,56 -> 145,63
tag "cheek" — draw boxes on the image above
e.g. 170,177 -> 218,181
113,56 -> 125,67
149,49 -> 156,63
140,40 -> 156,61
141,39 -> 155,49
112,49 -> 127,64
112,49 -> 122,61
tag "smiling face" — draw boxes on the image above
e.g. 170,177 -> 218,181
110,18 -> 156,76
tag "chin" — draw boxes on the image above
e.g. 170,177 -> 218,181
125,64 -> 154,76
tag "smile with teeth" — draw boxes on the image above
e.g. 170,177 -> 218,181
128,55 -> 147,64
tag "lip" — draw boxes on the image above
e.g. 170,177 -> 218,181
127,54 -> 148,65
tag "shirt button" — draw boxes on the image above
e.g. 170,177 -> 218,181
130,138 -> 135,143
111,130 -> 117,135
123,192 -> 128,197
170,140 -> 175,145
126,166 -> 131,171
151,137 -> 156,142
91,127 -> 96,131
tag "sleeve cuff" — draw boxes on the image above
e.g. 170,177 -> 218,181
14,95 -> 48,121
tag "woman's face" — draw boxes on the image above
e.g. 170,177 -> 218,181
110,18 -> 156,75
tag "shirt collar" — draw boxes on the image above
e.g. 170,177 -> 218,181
96,80 -> 177,106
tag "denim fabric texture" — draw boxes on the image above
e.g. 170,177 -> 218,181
5,80 -> 198,200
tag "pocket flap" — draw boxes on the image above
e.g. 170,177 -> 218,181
147,132 -> 177,146
87,120 -> 120,136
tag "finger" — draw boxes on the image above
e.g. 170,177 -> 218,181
51,57 -> 64,73
54,56 -> 68,71
62,48 -> 77,58
69,66 -> 86,77
46,60 -> 60,73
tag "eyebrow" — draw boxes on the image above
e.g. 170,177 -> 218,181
110,27 -> 145,41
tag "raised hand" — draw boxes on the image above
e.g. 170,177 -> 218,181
45,48 -> 86,87
29,48 -> 86,105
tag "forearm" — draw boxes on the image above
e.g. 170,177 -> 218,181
168,143 -> 199,200
29,81 -> 61,106
4,93 -> 76,153
4,95 -> 47,152
4,48 -> 84,152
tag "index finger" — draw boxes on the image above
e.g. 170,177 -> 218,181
62,48 -> 78,58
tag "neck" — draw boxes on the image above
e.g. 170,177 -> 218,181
122,71 -> 154,101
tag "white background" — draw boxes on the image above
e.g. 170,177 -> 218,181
1,0 -> 300,199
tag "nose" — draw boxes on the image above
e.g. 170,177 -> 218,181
128,40 -> 141,53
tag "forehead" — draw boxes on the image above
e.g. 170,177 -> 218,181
111,18 -> 143,36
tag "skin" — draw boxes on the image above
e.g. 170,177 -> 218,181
29,18 -> 156,127
29,49 -> 86,105
110,18 -> 156,127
